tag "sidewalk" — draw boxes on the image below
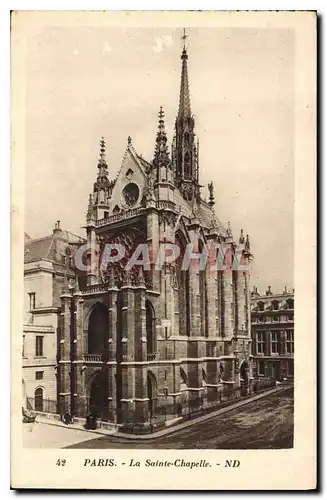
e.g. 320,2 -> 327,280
36,385 -> 291,441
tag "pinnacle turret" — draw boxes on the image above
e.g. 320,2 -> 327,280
86,193 -> 95,221
208,181 -> 215,208
153,106 -> 170,169
91,137 -> 114,220
97,137 -> 109,179
152,107 -> 173,188
226,221 -> 233,239
245,234 -> 251,251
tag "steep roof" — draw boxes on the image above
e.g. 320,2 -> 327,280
24,235 -> 55,262
135,153 -> 152,172
24,229 -> 85,263
198,200 -> 227,234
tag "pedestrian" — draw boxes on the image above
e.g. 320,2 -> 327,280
63,411 -> 72,425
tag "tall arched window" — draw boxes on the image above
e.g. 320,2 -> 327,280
198,240 -> 208,336
217,270 -> 224,336
88,302 -> 109,354
184,152 -> 191,178
34,387 -> 43,411
175,233 -> 190,336
146,300 -> 156,358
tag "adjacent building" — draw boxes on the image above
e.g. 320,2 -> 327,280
57,40 -> 255,430
23,223 -> 85,411
251,286 -> 294,381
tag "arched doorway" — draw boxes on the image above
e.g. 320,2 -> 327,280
147,371 -> 157,417
146,300 -> 156,358
89,371 -> 109,420
87,303 -> 109,355
34,387 -> 43,411
240,360 -> 249,385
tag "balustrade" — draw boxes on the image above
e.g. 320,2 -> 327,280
96,207 -> 145,227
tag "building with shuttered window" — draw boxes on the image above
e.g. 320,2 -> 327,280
23,225 -> 85,411
251,286 -> 294,381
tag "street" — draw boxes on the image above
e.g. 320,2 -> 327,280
66,387 -> 293,449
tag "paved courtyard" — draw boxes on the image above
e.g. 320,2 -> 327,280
23,421 -> 102,449
24,387 -> 293,450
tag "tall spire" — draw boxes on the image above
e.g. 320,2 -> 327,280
173,29 -> 199,199
178,29 -> 192,118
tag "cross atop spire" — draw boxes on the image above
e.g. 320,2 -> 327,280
182,28 -> 188,50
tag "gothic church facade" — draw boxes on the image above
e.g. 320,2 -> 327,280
58,42 -> 253,429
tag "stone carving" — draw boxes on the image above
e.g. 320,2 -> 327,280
98,227 -> 146,288
160,211 -> 178,229
144,168 -> 155,201
182,184 -> 194,202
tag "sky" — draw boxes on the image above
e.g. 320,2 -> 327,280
24,25 -> 294,293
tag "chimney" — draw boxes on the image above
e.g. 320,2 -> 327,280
266,285 -> 272,296
53,220 -> 62,233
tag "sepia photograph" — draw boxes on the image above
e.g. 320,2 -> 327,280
11,10 -> 316,490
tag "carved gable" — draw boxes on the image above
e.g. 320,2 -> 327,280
108,147 -> 147,215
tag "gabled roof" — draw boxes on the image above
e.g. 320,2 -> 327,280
113,143 -> 148,185
24,235 -> 55,262
24,229 -> 85,263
